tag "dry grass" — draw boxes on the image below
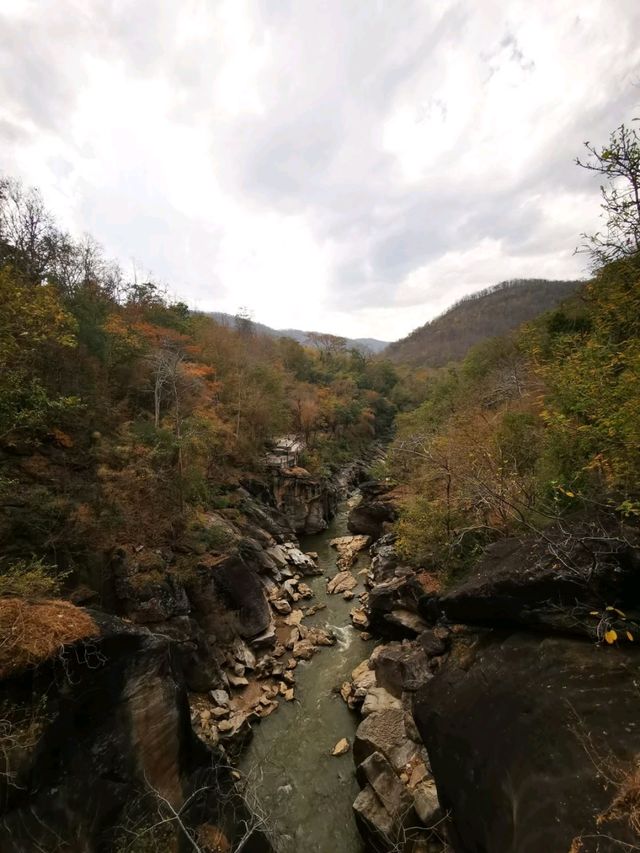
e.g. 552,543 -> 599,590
599,761 -> 640,836
0,597 -> 98,678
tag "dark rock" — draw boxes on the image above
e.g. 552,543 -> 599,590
348,500 -> 397,540
371,640 -> 432,697
211,555 -> 273,640
440,523 -> 640,638
414,631 -> 640,852
0,616 -> 271,852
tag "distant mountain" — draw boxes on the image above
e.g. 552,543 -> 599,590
385,278 -> 584,367
207,312 -> 389,354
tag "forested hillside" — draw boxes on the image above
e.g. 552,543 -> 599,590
385,123 -> 640,580
386,278 -> 582,367
0,176 -> 423,586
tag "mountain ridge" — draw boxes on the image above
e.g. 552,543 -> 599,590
207,312 -> 390,354
385,278 -> 584,367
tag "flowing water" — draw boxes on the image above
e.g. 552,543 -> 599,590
239,505 -> 374,853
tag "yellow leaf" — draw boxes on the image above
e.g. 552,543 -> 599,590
565,491 -> 575,498
604,630 -> 618,645
589,611 -> 600,616
626,631 -> 634,642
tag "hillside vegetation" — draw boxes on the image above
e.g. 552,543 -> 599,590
386,278 -> 582,367
0,176 -> 425,587
385,123 -> 640,580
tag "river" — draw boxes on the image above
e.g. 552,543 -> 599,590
239,504 -> 374,853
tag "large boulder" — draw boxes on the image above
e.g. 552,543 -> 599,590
353,751 -> 416,851
371,640 -> 433,697
211,555 -> 273,639
414,631 -> 640,852
0,611 -> 271,852
348,500 -> 397,540
438,521 -> 640,637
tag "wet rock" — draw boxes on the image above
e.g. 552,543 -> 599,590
327,571 -> 358,594
292,640 -> 315,660
332,738 -> 350,756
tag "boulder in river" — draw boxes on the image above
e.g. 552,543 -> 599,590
327,570 -> 358,594
332,738 -> 350,756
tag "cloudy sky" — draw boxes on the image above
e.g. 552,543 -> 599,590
1,1 -> 639,341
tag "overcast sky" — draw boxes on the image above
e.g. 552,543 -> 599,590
1,1 -> 639,341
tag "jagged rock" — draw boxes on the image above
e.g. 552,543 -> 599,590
350,608 -> 369,628
353,709 -> 420,772
348,496 -> 397,540
292,640 -> 315,660
285,608 -> 304,626
385,608 -> 428,636
330,534 -> 371,570
306,626 -> 336,647
272,467 -> 337,535
327,571 -> 357,594
353,785 -> 395,850
209,689 -> 230,706
297,582 -> 313,598
212,707 -> 229,719
355,751 -> 414,825
332,738 -> 350,756
227,673 -> 249,688
371,640 -> 432,696
412,780 -> 441,826
361,687 -> 403,717
250,625 -> 276,649
231,638 -> 256,670
343,590 -> 355,600
272,599 -> 292,615
284,688 -> 295,702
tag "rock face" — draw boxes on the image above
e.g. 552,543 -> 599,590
211,554 -> 273,639
272,466 -> 338,534
437,522 -> 640,637
348,481 -> 398,540
414,631 -> 640,852
0,614 -> 270,852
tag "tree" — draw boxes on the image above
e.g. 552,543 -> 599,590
577,122 -> 640,267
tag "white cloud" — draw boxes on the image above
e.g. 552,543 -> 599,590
1,0 -> 639,341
